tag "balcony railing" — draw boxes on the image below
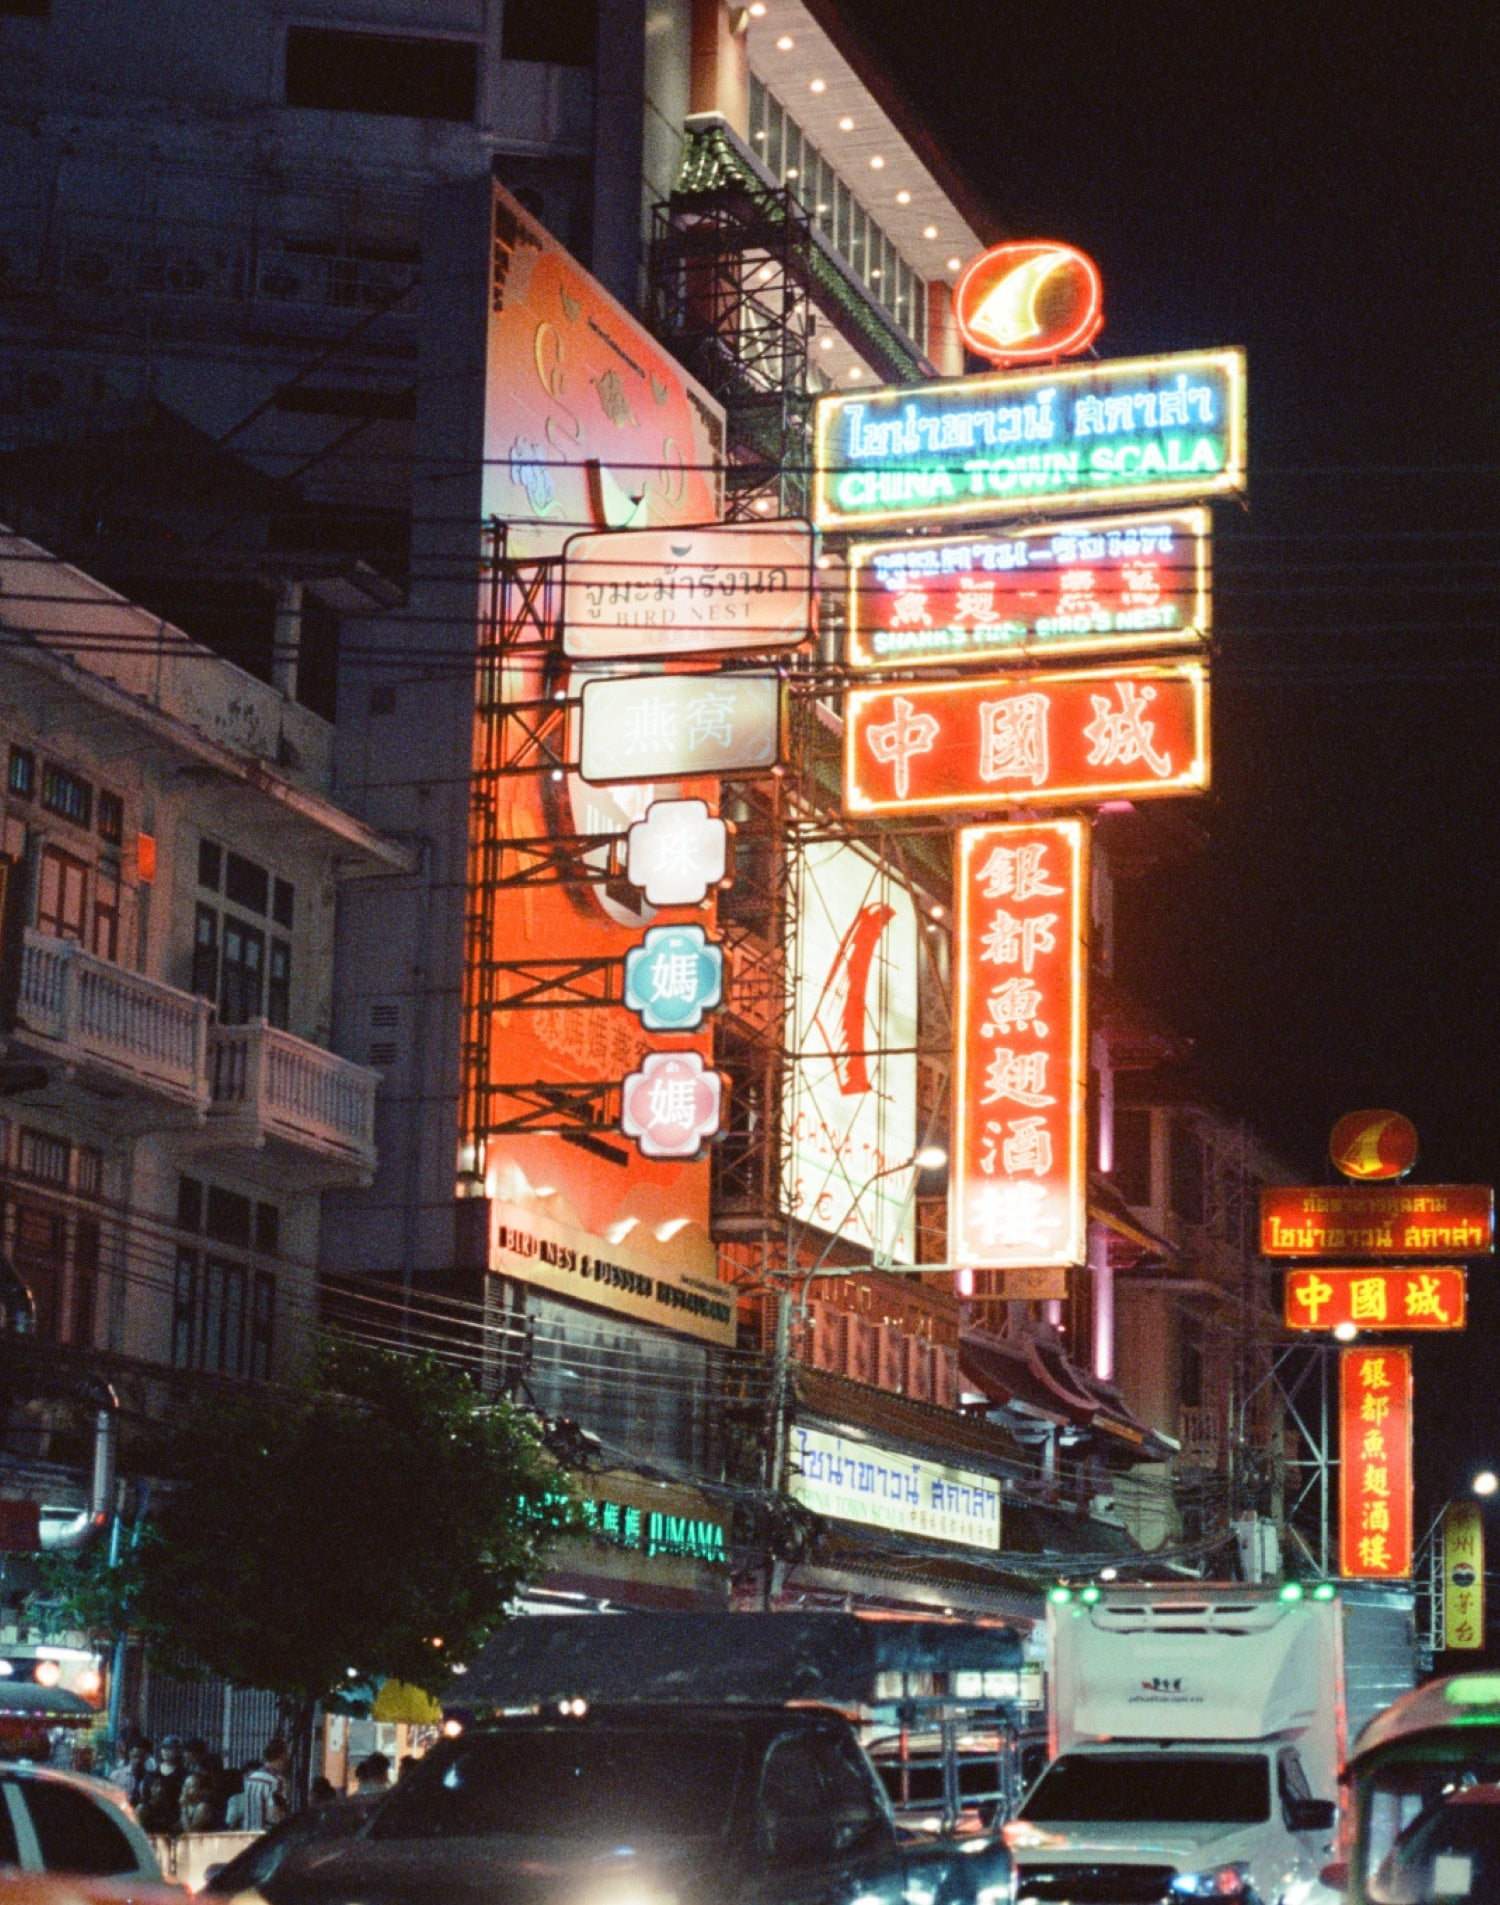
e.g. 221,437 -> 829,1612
208,1021 -> 377,1184
18,930 -> 211,1114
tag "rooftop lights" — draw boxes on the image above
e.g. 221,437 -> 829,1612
839,115 -> 854,130
923,225 -> 938,239
1048,1586 -> 1072,1605
1313,1582 -> 1337,1600
897,190 -> 911,204
776,34 -> 793,49
870,155 -> 886,169
810,78 -> 826,92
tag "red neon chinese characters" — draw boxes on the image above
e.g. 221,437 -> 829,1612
1284,1266 -> 1466,1332
845,662 -> 1209,817
951,821 -> 1087,1272
1339,1347 -> 1412,1579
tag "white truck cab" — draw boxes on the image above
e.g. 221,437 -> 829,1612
1007,1585 -> 1359,1905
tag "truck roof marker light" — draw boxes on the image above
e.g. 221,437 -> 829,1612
1447,1676 -> 1500,1706
1048,1586 -> 1073,1605
1279,1582 -> 1305,1602
1080,1585 -> 1101,1604
1313,1582 -> 1337,1601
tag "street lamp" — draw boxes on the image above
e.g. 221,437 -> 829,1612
1473,1471 -> 1498,1498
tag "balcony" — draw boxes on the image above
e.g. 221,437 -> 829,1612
206,1021 -> 378,1189
14,930 -> 211,1125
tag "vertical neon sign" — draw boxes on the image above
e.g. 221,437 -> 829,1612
951,820 -> 1088,1274
1338,1346 -> 1413,1579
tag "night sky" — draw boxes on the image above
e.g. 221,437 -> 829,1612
848,3 -> 1500,1502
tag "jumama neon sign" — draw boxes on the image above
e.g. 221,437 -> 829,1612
813,349 -> 1246,532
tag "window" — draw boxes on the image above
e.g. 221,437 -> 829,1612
503,0 -> 596,64
25,1780 -> 137,1875
73,1216 -> 99,1349
224,851 -> 269,915
267,937 -> 292,1030
272,877 -> 295,930
197,841 -> 294,1026
180,1175 -> 281,1260
7,747 -> 34,798
206,1184 -> 253,1250
17,1127 -> 69,1185
92,858 -> 120,962
173,1251 -> 275,1380
96,790 -> 124,845
75,1146 -> 103,1198
1111,1106 -> 1153,1206
220,916 -> 264,1023
36,844 -> 88,940
192,903 -> 219,1003
40,762 -> 92,828
198,839 -> 222,891
1180,1334 -> 1204,1409
1170,1120 -> 1205,1225
286,25 -> 479,119
15,1202 -> 65,1342
759,1731 -> 883,1863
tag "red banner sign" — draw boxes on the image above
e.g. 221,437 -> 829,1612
1340,1347 -> 1413,1579
1261,1184 -> 1494,1258
951,821 -> 1088,1272
844,662 -> 1208,817
1285,1266 -> 1466,1332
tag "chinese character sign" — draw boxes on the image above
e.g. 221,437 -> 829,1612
845,662 -> 1209,817
623,924 -> 724,1032
620,1050 -> 725,1160
1443,1501 -> 1485,1651
846,510 -> 1211,669
1262,1185 -> 1494,1258
1339,1347 -> 1413,1580
1284,1267 -> 1466,1332
580,673 -> 782,783
951,821 -> 1088,1272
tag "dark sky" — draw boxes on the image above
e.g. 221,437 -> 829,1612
848,2 -> 1500,1496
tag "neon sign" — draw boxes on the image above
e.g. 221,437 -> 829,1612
1284,1266 -> 1466,1333
954,242 -> 1103,367
846,509 -> 1211,669
845,661 -> 1209,817
1260,1184 -> 1494,1258
1339,1347 -> 1413,1579
950,820 -> 1088,1273
813,349 -> 1246,533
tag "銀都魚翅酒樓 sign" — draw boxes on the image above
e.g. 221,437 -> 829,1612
813,349 -> 1245,533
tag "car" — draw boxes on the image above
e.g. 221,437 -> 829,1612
198,1796 -> 384,1897
0,1761 -> 176,1897
240,1704 -> 1016,1905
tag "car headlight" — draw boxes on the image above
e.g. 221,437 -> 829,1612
1169,1863 -> 1259,1901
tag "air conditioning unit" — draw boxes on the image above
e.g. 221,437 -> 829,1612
934,1344 -> 959,1410
904,1336 -> 934,1403
808,1302 -> 847,1373
846,1315 -> 880,1386
877,1324 -> 905,1393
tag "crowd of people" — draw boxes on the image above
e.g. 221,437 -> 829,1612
98,1729 -> 399,1833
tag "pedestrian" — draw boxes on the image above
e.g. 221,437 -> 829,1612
179,1741 -> 222,1833
237,1737 -> 292,1832
137,1737 -> 187,1835
352,1751 -> 391,1795
112,1737 -> 154,1811
310,1775 -> 338,1805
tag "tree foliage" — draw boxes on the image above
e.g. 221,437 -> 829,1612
45,1343 -> 578,1713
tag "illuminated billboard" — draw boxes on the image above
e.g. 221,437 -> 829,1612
1443,1502 -> 1484,1649
813,349 -> 1246,533
579,673 -> 782,783
787,838 -> 919,1262
1261,1184 -> 1494,1257
954,242 -> 1103,367
845,661 -> 1209,817
1339,1347 -> 1413,1580
950,820 -> 1088,1272
846,509 -> 1210,669
1284,1266 -> 1466,1332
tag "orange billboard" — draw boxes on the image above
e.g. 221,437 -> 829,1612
1339,1347 -> 1413,1579
950,820 -> 1088,1273
1261,1183 -> 1493,1257
1284,1266 -> 1466,1332
469,182 -> 733,1344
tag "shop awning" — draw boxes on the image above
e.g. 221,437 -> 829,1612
960,1329 -> 1177,1461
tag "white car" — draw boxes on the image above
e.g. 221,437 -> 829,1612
0,1762 -> 176,1894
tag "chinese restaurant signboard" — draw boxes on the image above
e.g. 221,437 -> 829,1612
846,510 -> 1210,669
813,349 -> 1246,533
789,1425 -> 1001,1551
1284,1266 -> 1466,1332
950,820 -> 1088,1273
1261,1185 -> 1494,1258
845,662 -> 1209,817
1339,1347 -> 1413,1580
579,672 -> 782,782
1443,1501 -> 1485,1650
562,521 -> 814,660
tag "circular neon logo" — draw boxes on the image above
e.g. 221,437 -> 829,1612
1329,1110 -> 1419,1181
954,242 -> 1103,366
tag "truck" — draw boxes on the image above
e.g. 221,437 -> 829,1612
1005,1581 -> 1414,1905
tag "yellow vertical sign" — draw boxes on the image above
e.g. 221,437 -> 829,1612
1444,1500 -> 1486,1650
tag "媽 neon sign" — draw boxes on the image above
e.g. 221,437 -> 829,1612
813,349 -> 1246,533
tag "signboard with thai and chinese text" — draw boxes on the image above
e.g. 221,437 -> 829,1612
846,510 -> 1210,670
1261,1185 -> 1494,1258
845,662 -> 1209,817
1339,1347 -> 1413,1579
812,349 -> 1246,533
1443,1501 -> 1485,1650
950,820 -> 1088,1272
1284,1266 -> 1466,1332
580,673 -> 782,783
787,838 -> 919,1263
562,521 -> 814,659
789,1425 -> 1001,1551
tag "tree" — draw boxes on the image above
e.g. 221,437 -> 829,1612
46,1342 -> 579,1795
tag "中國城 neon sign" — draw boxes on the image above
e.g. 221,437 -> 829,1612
812,349 -> 1246,533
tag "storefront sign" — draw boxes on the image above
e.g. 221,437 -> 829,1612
1261,1185 -> 1494,1258
580,673 -> 782,783
789,1425 -> 1001,1551
846,509 -> 1210,669
813,349 -> 1246,533
845,662 -> 1209,817
1443,1501 -> 1485,1650
786,839 -> 919,1261
954,242 -> 1103,367
1284,1266 -> 1467,1332
1329,1110 -> 1420,1181
562,521 -> 814,659
490,1202 -> 735,1345
625,799 -> 729,906
1339,1347 -> 1413,1579
950,821 -> 1088,1272
578,1496 -> 729,1564
623,924 -> 724,1031
620,1050 -> 725,1160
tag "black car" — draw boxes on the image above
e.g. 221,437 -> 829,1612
247,1704 -> 1015,1905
